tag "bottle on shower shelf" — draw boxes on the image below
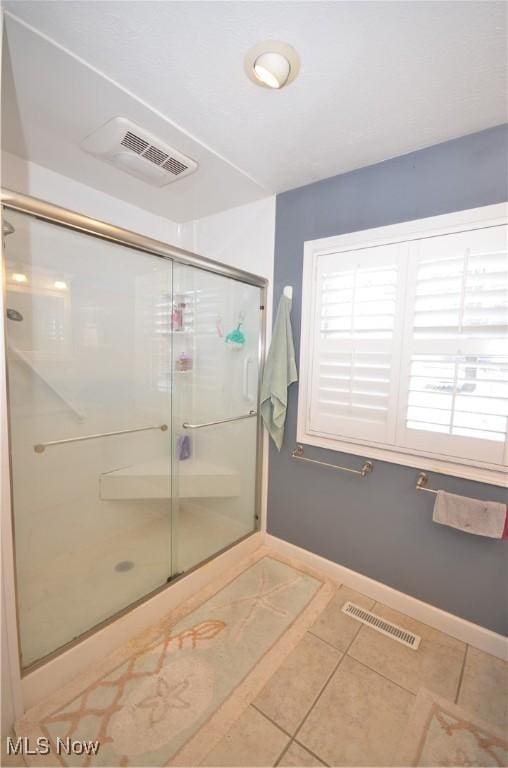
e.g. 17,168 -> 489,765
172,296 -> 186,331
175,351 -> 193,371
176,434 -> 192,460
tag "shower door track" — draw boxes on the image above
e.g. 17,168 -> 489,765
1,188 -> 267,676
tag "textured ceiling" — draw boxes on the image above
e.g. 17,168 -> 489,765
2,1 -> 507,205
1,16 -> 269,221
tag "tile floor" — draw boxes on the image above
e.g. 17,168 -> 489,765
4,576 -> 507,767
203,584 -> 508,767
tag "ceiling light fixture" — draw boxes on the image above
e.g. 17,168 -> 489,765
245,41 -> 300,90
53,280 -> 68,291
254,52 -> 290,89
12,273 -> 28,283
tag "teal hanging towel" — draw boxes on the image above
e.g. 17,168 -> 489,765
260,293 -> 298,450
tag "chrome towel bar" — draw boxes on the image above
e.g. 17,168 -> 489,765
183,410 -> 257,429
34,423 -> 168,453
416,472 -> 438,495
291,445 -> 373,477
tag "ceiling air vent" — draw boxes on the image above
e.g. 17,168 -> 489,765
120,131 -> 149,154
80,117 -> 198,187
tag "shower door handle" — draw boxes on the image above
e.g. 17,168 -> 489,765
34,423 -> 168,453
182,411 -> 257,429
243,355 -> 254,401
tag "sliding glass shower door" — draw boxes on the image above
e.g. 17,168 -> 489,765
3,201 -> 263,670
171,264 -> 261,574
4,209 -> 174,667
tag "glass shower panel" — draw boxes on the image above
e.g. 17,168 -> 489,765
171,264 -> 261,574
3,210 -> 173,667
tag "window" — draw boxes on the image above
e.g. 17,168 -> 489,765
298,204 -> 508,486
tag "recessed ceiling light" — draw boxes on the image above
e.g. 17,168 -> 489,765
254,52 -> 290,89
245,41 -> 300,90
53,280 -> 68,290
12,273 -> 28,283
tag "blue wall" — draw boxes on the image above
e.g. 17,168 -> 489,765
268,124 -> 508,635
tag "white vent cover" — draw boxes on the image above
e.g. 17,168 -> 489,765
80,117 -> 198,187
342,602 -> 421,649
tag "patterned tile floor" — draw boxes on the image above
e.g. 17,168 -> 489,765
202,584 -> 508,767
4,564 -> 507,767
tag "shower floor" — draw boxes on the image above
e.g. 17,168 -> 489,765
17,502 -> 250,667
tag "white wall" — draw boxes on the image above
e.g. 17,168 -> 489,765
1,152 -> 183,243
0,249 -> 22,739
183,195 -> 275,285
1,570 -> 17,740
1,11 -> 23,742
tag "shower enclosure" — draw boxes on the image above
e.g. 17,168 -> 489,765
1,192 -> 265,670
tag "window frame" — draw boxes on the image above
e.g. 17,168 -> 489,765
297,203 -> 508,487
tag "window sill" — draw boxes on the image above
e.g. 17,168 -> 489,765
296,429 -> 508,488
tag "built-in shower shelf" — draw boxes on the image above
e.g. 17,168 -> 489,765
100,457 -> 241,500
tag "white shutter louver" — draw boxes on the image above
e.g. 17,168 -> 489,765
399,224 -> 508,464
308,244 -> 405,444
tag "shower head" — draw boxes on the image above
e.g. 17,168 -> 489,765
6,309 -> 23,322
3,220 -> 15,237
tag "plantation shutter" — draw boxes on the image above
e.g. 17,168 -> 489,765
398,224 -> 508,464
307,243 -> 406,444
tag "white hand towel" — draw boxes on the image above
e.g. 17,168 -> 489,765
433,490 -> 508,538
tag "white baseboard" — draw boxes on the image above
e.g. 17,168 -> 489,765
22,532 -> 264,711
265,534 -> 508,661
